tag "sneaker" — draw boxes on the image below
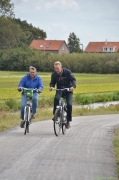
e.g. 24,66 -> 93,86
20,120 -> 25,128
66,122 -> 71,129
31,113 -> 35,119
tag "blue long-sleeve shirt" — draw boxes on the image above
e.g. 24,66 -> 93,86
18,73 -> 43,92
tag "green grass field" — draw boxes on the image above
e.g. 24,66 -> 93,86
1,71 -> 119,99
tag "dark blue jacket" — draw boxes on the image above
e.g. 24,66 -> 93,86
50,68 -> 76,89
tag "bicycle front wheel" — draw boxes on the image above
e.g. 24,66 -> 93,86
24,106 -> 30,135
62,112 -> 67,135
54,108 -> 61,136
62,123 -> 66,134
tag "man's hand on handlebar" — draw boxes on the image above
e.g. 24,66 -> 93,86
69,87 -> 74,91
49,87 -> 53,91
37,89 -> 41,93
17,87 -> 21,91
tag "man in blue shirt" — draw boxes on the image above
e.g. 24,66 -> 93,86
17,66 -> 43,128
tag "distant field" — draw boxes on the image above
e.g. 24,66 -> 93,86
0,71 -> 119,100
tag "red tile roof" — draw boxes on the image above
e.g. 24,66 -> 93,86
84,42 -> 119,52
29,40 -> 66,51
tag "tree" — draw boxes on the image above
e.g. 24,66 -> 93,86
68,32 -> 82,53
0,1 -> 47,49
14,18 -> 47,44
0,16 -> 27,49
0,0 -> 14,17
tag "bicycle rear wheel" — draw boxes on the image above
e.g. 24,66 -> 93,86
54,108 -> 61,136
24,107 -> 30,135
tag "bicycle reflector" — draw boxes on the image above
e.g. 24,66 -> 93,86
24,89 -> 33,98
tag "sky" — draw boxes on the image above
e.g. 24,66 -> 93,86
11,0 -> 119,50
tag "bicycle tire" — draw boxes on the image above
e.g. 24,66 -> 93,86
26,106 -> 31,133
54,108 -> 61,136
24,106 -> 30,135
62,110 -> 67,135
62,123 -> 66,134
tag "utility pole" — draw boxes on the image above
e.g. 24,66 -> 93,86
44,43 -> 46,53
80,43 -> 83,52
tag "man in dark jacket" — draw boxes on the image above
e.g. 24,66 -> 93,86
49,61 -> 76,129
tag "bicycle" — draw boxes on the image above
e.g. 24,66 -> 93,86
52,88 -> 70,136
19,88 -> 38,135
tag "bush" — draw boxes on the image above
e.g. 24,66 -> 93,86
1,48 -> 119,73
75,94 -> 94,105
5,99 -> 20,110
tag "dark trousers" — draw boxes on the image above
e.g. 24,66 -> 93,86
53,91 -> 73,122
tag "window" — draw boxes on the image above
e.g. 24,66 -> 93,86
46,44 -> 50,48
104,48 -> 107,51
62,46 -> 65,51
103,46 -> 115,53
40,44 -> 43,48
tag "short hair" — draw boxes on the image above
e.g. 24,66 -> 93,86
54,61 -> 62,66
29,66 -> 36,71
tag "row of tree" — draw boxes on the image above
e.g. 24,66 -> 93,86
0,47 -> 119,73
0,0 -> 82,53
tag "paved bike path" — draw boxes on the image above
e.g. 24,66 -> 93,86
0,114 -> 119,180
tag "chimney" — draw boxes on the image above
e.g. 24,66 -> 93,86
105,39 -> 107,44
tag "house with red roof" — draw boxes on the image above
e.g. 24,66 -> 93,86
29,40 -> 69,54
84,41 -> 119,53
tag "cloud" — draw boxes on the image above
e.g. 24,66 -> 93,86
53,23 -> 67,31
47,27 -> 52,32
45,0 -> 79,10
46,23 -> 69,41
22,0 -> 29,2
85,32 -> 92,37
12,0 -> 79,16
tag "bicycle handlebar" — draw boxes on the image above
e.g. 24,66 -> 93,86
51,88 -> 70,91
18,87 -> 39,92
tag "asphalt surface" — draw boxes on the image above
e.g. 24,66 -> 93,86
0,114 -> 119,180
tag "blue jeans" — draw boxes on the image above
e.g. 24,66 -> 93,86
53,91 -> 73,122
20,93 -> 39,120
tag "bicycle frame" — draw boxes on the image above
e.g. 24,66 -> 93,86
20,87 -> 38,135
56,93 -> 66,123
52,88 -> 69,136
24,97 -> 32,134
24,97 -> 32,122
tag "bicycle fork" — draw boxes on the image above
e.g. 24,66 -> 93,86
24,105 -> 31,124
